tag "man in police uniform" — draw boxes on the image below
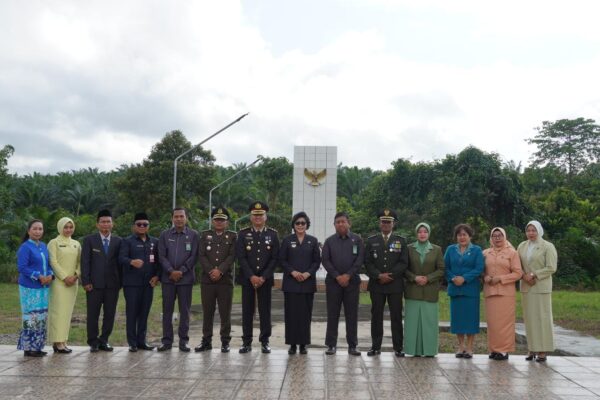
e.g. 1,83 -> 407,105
194,206 -> 236,353
365,208 -> 408,357
235,201 -> 279,354
118,212 -> 160,352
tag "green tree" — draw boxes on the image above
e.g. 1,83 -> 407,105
0,145 -> 15,221
526,118 -> 600,178
114,130 -> 215,219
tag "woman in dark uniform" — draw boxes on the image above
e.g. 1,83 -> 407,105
279,212 -> 321,355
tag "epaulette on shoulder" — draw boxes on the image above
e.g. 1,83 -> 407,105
201,229 -> 212,234
226,230 -> 237,235
367,234 -> 378,239
267,227 -> 278,232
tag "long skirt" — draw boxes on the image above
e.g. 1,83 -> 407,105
522,292 -> 555,352
485,295 -> 516,353
284,292 -> 314,345
17,285 -> 49,351
48,280 -> 78,342
450,295 -> 480,334
403,299 -> 439,356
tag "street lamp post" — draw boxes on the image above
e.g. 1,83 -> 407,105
207,157 -> 262,227
172,113 -> 248,210
232,213 -> 251,287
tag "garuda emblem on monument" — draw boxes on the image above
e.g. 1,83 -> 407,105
304,168 -> 327,187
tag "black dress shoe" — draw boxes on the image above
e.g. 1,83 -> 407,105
525,353 -> 536,361
261,343 -> 271,354
288,345 -> 297,355
128,346 -> 138,352
138,344 -> 155,351
179,343 -> 191,352
494,353 -> 509,361
367,348 -> 381,356
98,343 -> 113,352
299,345 -> 307,355
90,344 -> 100,353
348,347 -> 361,356
194,342 -> 212,352
239,344 -> 252,354
24,350 -> 44,357
325,346 -> 336,355
395,351 -> 405,358
221,343 -> 230,353
157,344 -> 172,352
489,352 -> 499,359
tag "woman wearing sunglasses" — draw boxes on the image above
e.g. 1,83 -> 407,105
279,211 -> 321,355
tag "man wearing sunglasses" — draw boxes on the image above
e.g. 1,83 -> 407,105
119,212 -> 160,352
365,209 -> 408,357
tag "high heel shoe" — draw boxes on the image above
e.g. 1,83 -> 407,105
53,344 -> 72,354
525,352 -> 536,361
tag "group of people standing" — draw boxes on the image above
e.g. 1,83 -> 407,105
16,202 -> 557,362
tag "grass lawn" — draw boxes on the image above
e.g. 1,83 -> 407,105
1,283 -> 598,346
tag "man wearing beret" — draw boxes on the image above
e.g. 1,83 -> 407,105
365,208 -> 408,357
119,212 -> 160,352
194,206 -> 236,353
81,209 -> 122,353
157,208 -> 199,352
235,201 -> 280,354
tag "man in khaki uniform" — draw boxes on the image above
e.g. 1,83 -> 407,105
195,206 -> 237,353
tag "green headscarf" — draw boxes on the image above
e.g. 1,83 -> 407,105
414,222 -> 433,264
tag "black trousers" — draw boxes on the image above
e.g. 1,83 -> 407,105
123,285 -> 154,347
325,281 -> 359,348
86,287 -> 120,346
161,283 -> 192,345
284,292 -> 314,345
201,284 -> 233,344
370,291 -> 404,351
241,283 -> 272,345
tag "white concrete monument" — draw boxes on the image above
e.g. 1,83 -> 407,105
292,146 -> 337,244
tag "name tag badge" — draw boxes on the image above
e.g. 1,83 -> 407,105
352,244 -> 358,255
185,243 -> 191,251
149,254 -> 155,263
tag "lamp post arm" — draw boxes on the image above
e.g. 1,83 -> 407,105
172,112 -> 249,210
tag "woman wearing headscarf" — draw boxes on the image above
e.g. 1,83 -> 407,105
17,219 -> 54,357
279,211 -> 321,355
445,223 -> 484,358
517,220 -> 557,362
483,227 -> 523,360
404,222 -> 445,357
47,217 -> 81,353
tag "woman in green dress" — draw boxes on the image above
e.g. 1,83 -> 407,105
404,222 -> 445,357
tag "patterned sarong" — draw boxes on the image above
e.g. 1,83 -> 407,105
17,285 -> 49,351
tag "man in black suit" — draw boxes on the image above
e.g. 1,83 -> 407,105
365,208 -> 408,357
81,209 -> 122,352
119,212 -> 160,352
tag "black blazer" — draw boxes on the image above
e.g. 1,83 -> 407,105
81,233 -> 122,289
279,234 -> 321,293
119,234 -> 160,287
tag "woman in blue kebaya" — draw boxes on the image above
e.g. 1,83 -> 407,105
445,223 -> 484,358
16,219 -> 54,357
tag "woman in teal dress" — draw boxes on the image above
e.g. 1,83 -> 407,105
444,223 -> 484,358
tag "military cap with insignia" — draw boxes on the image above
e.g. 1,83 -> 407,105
378,208 -> 398,222
211,206 -> 230,220
249,201 -> 269,215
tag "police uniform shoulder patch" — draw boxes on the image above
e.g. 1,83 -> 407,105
267,227 -> 278,233
367,234 -> 378,240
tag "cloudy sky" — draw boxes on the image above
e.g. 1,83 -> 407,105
2,0 -> 600,175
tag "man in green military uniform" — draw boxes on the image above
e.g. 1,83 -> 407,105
365,208 -> 408,357
194,206 -> 237,353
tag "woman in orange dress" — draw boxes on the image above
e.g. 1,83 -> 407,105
482,227 -> 523,360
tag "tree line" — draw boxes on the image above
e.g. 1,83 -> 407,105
1,118 -> 599,288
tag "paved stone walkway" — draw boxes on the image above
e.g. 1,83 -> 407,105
1,345 -> 600,399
